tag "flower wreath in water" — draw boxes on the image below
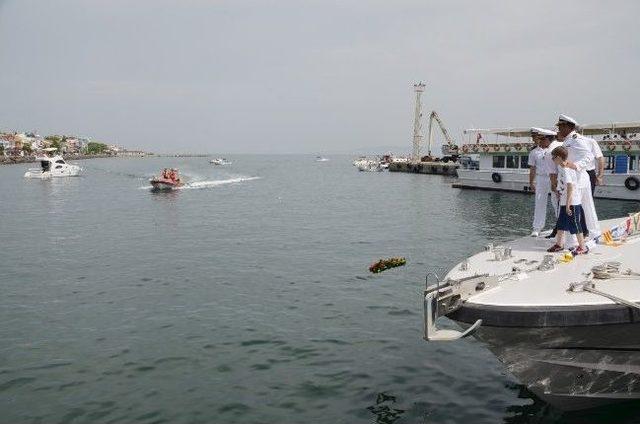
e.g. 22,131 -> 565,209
369,257 -> 407,273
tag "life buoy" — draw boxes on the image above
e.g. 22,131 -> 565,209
493,144 -> 501,152
481,144 -> 490,152
607,141 -> 616,151
514,143 -> 522,151
504,144 -> 512,152
491,172 -> 502,183
623,141 -> 632,152
625,176 -> 640,191
462,145 -> 469,153
472,144 -> 479,152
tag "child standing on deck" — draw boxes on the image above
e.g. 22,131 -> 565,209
547,146 -> 588,255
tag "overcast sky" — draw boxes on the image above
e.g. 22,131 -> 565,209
1,0 -> 639,154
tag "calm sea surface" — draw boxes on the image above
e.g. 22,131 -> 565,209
1,156 -> 639,424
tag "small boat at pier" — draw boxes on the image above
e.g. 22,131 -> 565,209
149,168 -> 183,190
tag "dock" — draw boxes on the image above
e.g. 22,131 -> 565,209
388,161 -> 458,176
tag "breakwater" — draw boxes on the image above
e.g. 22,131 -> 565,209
388,161 -> 458,175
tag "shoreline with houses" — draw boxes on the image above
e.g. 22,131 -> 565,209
0,130 -> 151,165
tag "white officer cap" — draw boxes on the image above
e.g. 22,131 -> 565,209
556,114 -> 578,126
531,127 -> 557,137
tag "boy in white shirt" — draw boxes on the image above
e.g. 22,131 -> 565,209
547,146 -> 588,255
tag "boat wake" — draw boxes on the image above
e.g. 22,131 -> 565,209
140,176 -> 260,190
181,176 -> 260,189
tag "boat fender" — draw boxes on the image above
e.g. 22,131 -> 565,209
623,140 -> 632,151
481,144 -> 490,152
462,145 -> 470,153
492,172 -> 502,183
625,176 -> 640,191
472,144 -> 479,152
504,144 -> 511,152
607,141 -> 616,151
514,143 -> 522,151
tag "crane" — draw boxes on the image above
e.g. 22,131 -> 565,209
426,111 -> 459,160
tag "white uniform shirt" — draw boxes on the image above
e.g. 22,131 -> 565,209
542,140 -> 562,175
557,166 -> 582,206
562,131 -> 594,188
584,137 -> 603,171
528,147 -> 546,175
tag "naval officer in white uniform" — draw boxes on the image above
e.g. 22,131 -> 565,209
554,114 -> 601,237
584,134 -> 605,194
528,127 -> 561,237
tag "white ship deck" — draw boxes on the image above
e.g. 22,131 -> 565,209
444,217 -> 640,308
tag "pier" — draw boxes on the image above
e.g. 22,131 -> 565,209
388,161 -> 458,175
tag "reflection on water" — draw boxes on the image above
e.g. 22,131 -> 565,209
503,384 -> 640,424
1,157 -> 639,423
367,393 -> 406,424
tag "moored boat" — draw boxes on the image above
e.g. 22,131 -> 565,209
455,122 -> 640,201
423,212 -> 640,410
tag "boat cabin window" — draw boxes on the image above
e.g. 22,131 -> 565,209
55,159 -> 65,164
629,155 -> 637,172
492,155 -> 505,168
605,156 -> 615,171
520,157 -> 530,169
506,155 -> 518,169
55,165 -> 63,169
40,161 -> 51,172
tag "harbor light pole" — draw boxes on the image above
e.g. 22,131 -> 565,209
412,82 -> 426,162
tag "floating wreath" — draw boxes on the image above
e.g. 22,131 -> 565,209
369,257 -> 407,273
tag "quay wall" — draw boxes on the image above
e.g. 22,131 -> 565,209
388,161 -> 459,176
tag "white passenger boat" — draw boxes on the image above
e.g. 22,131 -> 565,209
210,158 -> 232,165
455,122 -> 640,201
423,212 -> 640,410
315,156 -> 329,162
23,154 -> 81,178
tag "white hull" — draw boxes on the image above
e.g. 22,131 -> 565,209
24,163 -> 81,179
425,214 -> 640,410
455,169 -> 640,201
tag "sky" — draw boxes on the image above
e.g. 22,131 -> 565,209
1,0 -> 639,154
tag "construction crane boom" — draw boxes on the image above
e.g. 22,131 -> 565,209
426,111 -> 459,156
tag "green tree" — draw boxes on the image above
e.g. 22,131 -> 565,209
86,142 -> 108,155
22,143 -> 32,154
45,135 -> 62,152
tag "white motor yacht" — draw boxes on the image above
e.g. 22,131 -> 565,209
455,122 -> 640,201
354,159 -> 383,172
210,158 -> 232,165
423,213 -> 640,410
315,156 -> 329,162
24,154 -> 81,178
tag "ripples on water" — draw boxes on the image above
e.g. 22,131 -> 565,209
1,156 -> 638,423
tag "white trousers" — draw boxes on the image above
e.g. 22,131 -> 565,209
532,175 -> 558,231
580,181 -> 601,236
